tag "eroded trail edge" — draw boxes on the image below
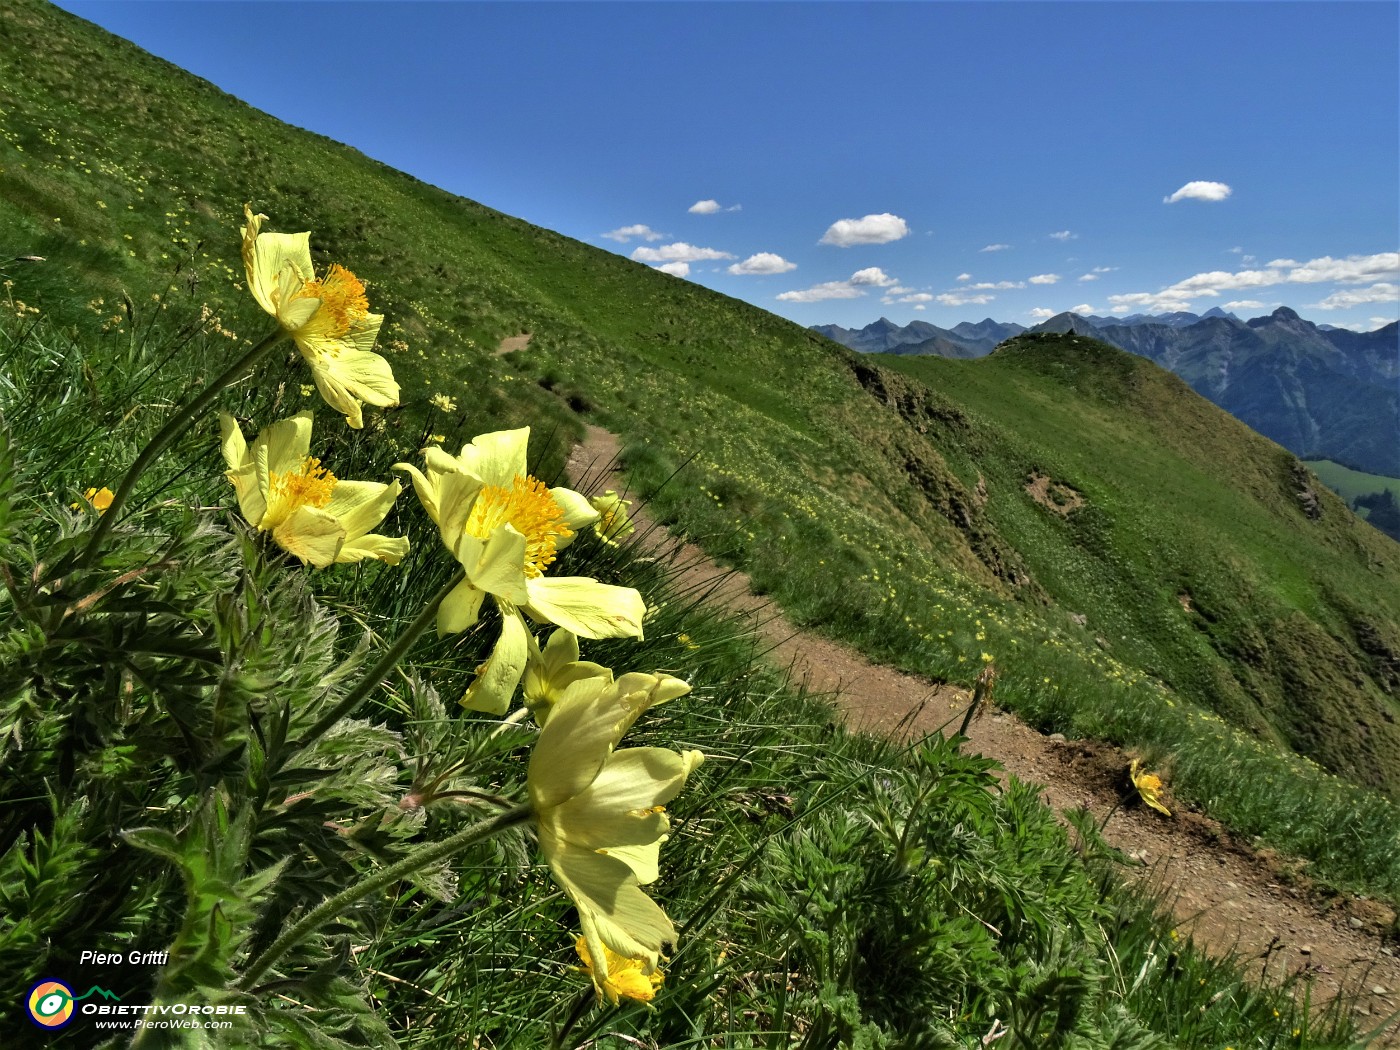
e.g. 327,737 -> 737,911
567,425 -> 1399,1043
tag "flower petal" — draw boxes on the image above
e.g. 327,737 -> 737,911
325,478 -> 401,541
549,486 -> 600,551
457,427 -> 530,488
457,529 -> 530,606
461,606 -> 532,714
547,837 -> 677,965
438,578 -> 487,636
272,505 -> 346,567
524,577 -> 646,639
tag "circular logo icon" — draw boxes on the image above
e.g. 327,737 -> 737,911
27,979 -> 75,1029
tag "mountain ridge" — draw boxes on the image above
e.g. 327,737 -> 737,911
815,309 -> 1400,477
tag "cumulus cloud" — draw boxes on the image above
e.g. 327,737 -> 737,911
883,292 -> 934,304
956,272 -> 972,281
1028,307 -> 1057,319
1078,274 -> 1099,282
1093,266 -> 1119,273
655,261 -> 690,278
1106,253 -> 1400,315
965,280 -> 1024,290
689,199 -> 741,214
1048,230 -> 1077,241
777,267 -> 898,303
1071,304 -> 1095,315
1029,273 -> 1061,285
728,252 -> 797,275
603,224 -> 664,243
1308,282 -> 1400,309
1164,180 -> 1233,204
820,213 -> 910,247
849,267 -> 897,286
631,242 -> 735,264
980,244 -> 1011,253
1222,300 -> 1267,311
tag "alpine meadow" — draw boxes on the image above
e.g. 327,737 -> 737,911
2,2 -> 1399,1048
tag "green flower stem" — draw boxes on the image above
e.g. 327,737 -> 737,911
79,328 -> 286,567
294,565 -> 467,750
236,802 -> 533,991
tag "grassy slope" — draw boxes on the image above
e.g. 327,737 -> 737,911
880,337 -> 1400,787
1307,458 -> 1400,511
2,0 -> 1399,886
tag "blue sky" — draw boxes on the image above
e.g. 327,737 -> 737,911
56,1 -> 1400,332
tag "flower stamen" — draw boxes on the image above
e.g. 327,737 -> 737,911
465,475 -> 572,577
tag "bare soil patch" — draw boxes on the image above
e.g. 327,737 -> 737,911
495,332 -> 533,356
567,425 -> 1399,1044
1025,471 -> 1085,515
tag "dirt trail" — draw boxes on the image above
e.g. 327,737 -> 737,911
567,425 -> 1400,1044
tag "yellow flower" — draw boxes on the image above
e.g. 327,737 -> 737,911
220,411 -> 409,567
530,670 -> 701,983
575,936 -> 663,1005
72,486 -> 114,513
395,427 -> 646,713
240,205 -> 399,429
1128,759 -> 1171,817
589,490 -> 635,547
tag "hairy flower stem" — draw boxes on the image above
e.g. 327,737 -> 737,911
293,566 -> 467,750
78,328 -> 285,567
236,802 -> 533,991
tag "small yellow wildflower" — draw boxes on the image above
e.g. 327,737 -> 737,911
72,487 -> 114,513
575,936 -> 664,1005
589,489 -> 634,547
1128,759 -> 1171,817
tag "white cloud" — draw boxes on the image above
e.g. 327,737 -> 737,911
1164,180 -> 1233,204
631,242 -> 735,264
820,213 -> 910,247
1028,307 -> 1057,319
1307,282 -> 1400,310
1092,266 -> 1118,273
956,272 -> 972,281
1029,273 -> 1061,285
1049,230 -> 1077,241
1222,300 -> 1267,311
1078,274 -> 1099,282
1071,303 -> 1095,315
1364,316 -> 1398,330
603,224 -> 664,243
883,292 -> 934,304
936,291 -> 995,307
655,261 -> 690,278
777,267 -> 898,303
1108,253 -> 1400,314
886,285 -> 915,295
849,267 -> 897,287
966,280 -> 1024,290
728,252 -> 797,275
980,244 -> 1011,253
689,199 -> 741,214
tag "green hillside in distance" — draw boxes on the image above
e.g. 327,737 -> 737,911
3,0 -> 1400,892
879,336 -> 1400,787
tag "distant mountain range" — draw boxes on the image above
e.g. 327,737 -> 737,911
814,309 -> 1400,476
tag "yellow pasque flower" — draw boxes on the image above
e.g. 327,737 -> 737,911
395,427 -> 646,714
589,490 -> 635,547
220,411 -> 409,567
530,670 -> 700,985
72,486 -> 114,513
1128,759 -> 1172,817
574,936 -> 664,1006
240,205 -> 399,429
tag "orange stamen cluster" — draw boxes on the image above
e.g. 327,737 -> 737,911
298,264 -> 369,338
265,456 -> 337,525
465,475 -> 572,577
